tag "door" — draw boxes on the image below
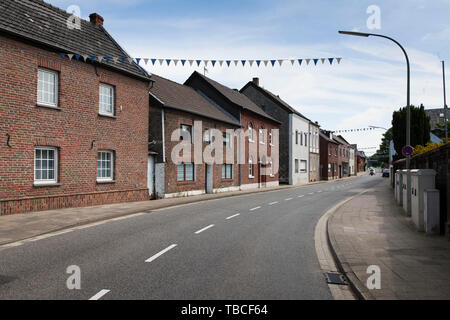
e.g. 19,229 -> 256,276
205,164 -> 213,194
147,155 -> 155,197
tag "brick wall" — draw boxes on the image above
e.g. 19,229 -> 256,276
0,35 -> 150,215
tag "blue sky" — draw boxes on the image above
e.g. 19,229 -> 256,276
49,0 -> 450,155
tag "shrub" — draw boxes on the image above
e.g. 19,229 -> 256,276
413,142 -> 444,156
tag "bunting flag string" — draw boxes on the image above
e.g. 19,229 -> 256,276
332,127 -> 379,134
58,53 -> 342,68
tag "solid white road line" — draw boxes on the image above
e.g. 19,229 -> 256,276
285,198 -> 293,201
249,206 -> 261,211
226,213 -> 240,220
145,244 -> 178,263
195,224 -> 215,234
89,289 -> 110,300
269,201 -> 279,205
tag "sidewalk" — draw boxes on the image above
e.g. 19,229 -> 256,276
328,179 -> 450,300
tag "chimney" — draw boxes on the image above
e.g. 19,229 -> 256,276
252,77 -> 259,86
89,13 -> 104,26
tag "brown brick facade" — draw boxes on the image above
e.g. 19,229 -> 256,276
0,35 -> 150,215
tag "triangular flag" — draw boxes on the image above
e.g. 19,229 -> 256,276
120,57 -> 127,63
134,58 -> 140,65
278,59 -> 283,66
189,60 -> 194,66
234,60 -> 239,66
74,54 -> 80,61
290,59 -> 295,66
112,57 -> 119,63
270,60 -> 276,67
336,58 -> 342,64
158,59 -> 164,65
328,58 -> 334,65
256,60 -> 261,67
241,60 -> 246,66
104,56 -> 111,63
67,54 -> 74,60
127,57 -> 134,64
151,58 -> 157,65
173,59 -> 179,66
305,59 -> 311,65
204,60 -> 209,67
263,60 -> 269,66
196,60 -> 201,66
313,59 -> 319,65
82,54 -> 89,62
218,60 -> 223,67
226,60 -> 231,67
97,56 -> 104,62
211,60 -> 216,67
143,58 -> 149,65
166,59 -> 171,66
320,58 -> 325,64
181,59 -> 186,66
298,59 -> 303,66
59,53 -> 66,59
249,60 -> 254,67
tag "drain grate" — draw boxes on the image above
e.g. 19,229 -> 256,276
324,272 -> 348,285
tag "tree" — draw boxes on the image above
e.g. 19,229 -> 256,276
392,104 -> 430,159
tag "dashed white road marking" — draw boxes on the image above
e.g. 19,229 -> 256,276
317,190 -> 323,193
89,289 -> 110,300
269,201 -> 279,206
226,213 -> 240,220
249,206 -> 261,211
308,192 -> 315,195
285,198 -> 293,201
298,195 -> 304,198
145,244 -> 178,262
195,224 -> 215,234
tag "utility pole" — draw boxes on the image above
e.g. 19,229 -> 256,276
443,61 -> 448,142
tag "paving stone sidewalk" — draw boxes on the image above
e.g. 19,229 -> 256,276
328,179 -> 450,300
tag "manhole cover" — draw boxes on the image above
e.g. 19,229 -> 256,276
324,272 -> 348,285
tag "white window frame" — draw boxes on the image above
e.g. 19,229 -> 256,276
34,146 -> 58,185
97,150 -> 114,182
177,163 -> 195,182
222,164 -> 233,179
99,83 -> 115,116
269,159 -> 274,177
204,128 -> 211,144
248,123 -> 254,143
37,68 -> 58,108
249,157 -> 254,178
259,128 -> 265,145
300,160 -> 307,173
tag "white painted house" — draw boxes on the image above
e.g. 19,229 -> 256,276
289,113 -> 310,185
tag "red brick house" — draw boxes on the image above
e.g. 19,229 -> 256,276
185,72 -> 280,190
319,130 -> 339,180
334,135 -> 351,178
149,74 -> 241,198
0,0 -> 152,215
356,150 -> 367,172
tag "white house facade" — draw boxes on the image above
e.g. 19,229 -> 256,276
289,113 -> 310,185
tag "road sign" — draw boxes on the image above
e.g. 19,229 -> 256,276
402,145 -> 413,157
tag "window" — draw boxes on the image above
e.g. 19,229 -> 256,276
97,151 -> 114,181
329,146 -> 332,156
335,148 -> 338,156
248,123 -> 254,142
223,132 -> 231,147
259,127 -> 265,144
204,129 -> 211,144
180,124 -> 193,143
249,157 -> 254,178
295,131 -> 299,145
222,164 -> 233,179
99,83 -> 114,116
300,160 -> 307,173
269,130 -> 273,145
328,163 -> 331,173
300,132 -> 303,145
295,159 -> 299,173
34,147 -> 58,184
304,133 -> 308,146
37,68 -> 58,107
177,163 -> 194,181
269,159 -> 274,177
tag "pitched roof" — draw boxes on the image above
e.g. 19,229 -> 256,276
240,81 -> 310,121
185,72 -> 279,124
319,131 -> 338,144
0,0 -> 150,81
150,74 -> 240,127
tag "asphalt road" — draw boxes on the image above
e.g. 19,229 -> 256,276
0,174 -> 384,300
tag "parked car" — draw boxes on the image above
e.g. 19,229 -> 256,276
382,169 -> 390,178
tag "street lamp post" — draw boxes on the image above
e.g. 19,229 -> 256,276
339,31 -> 412,215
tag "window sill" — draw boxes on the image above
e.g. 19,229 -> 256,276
177,180 -> 196,185
97,180 -> 115,184
36,104 -> 61,110
249,175 -> 255,179
33,182 -> 61,187
98,113 -> 117,119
